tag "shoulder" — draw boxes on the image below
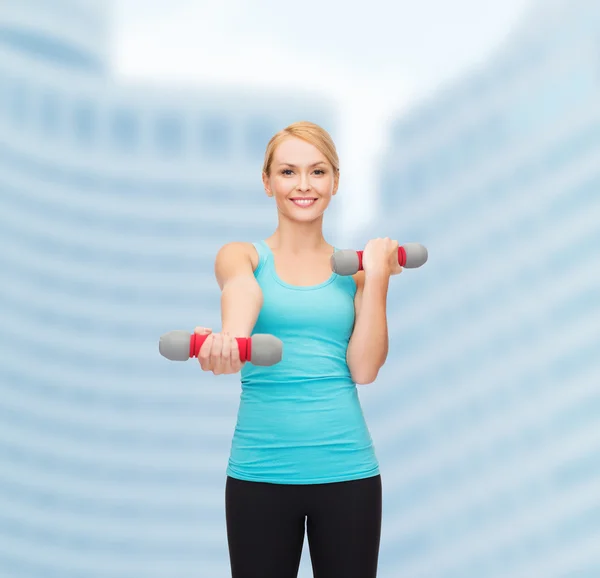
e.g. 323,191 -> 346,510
214,242 -> 261,290
215,241 -> 259,272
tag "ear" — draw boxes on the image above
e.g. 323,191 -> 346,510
332,170 -> 340,196
262,172 -> 273,197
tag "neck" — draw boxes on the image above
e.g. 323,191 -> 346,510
268,214 -> 329,254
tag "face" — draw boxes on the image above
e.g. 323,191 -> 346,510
262,137 -> 338,223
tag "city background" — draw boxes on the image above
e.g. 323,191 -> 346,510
1,0 -> 599,577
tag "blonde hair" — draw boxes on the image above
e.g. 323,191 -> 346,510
262,121 -> 340,177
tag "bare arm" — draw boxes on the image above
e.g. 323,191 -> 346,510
345,237 -> 402,384
346,270 -> 390,385
215,242 -> 263,337
197,242 -> 264,375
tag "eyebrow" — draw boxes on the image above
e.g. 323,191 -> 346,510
277,161 -> 327,168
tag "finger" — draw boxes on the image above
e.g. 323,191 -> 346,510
221,332 -> 233,374
194,326 -> 212,334
211,333 -> 224,375
198,333 -> 213,370
230,335 -> 242,372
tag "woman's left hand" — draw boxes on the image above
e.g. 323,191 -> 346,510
362,237 -> 403,278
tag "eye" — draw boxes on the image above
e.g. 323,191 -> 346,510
281,169 -> 293,175
314,169 -> 326,175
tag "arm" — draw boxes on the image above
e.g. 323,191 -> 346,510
346,270 -> 390,385
215,242 -> 263,337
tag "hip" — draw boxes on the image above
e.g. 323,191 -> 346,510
227,436 -> 380,484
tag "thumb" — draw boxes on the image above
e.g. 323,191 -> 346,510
194,327 -> 212,335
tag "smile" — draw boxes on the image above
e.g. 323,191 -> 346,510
290,198 -> 317,207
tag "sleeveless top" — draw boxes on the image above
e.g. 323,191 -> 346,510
226,240 -> 380,484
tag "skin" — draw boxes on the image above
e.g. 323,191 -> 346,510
196,136 -> 402,383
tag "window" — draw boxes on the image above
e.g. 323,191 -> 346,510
245,118 -> 277,159
0,26 -> 102,72
199,116 -> 230,159
39,90 -> 61,136
72,98 -> 96,145
110,107 -> 139,152
155,113 -> 183,155
9,78 -> 27,127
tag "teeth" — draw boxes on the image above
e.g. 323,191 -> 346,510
292,199 -> 315,205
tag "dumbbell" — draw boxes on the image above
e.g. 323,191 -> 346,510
159,330 -> 283,366
331,242 -> 428,276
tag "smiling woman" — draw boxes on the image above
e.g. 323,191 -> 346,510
193,120 -> 402,578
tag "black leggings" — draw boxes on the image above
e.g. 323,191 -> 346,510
225,474 -> 382,578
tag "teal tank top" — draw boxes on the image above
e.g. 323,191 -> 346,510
226,240 -> 380,484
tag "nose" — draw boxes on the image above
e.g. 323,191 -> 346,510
296,174 -> 312,192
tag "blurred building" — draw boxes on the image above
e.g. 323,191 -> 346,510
0,2 -> 338,577
354,0 -> 600,576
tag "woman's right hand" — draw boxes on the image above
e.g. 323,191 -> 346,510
194,327 -> 245,375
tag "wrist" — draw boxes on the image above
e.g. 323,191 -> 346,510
364,269 -> 391,283
221,328 -> 251,337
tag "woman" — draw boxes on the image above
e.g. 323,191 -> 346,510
196,121 -> 402,578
